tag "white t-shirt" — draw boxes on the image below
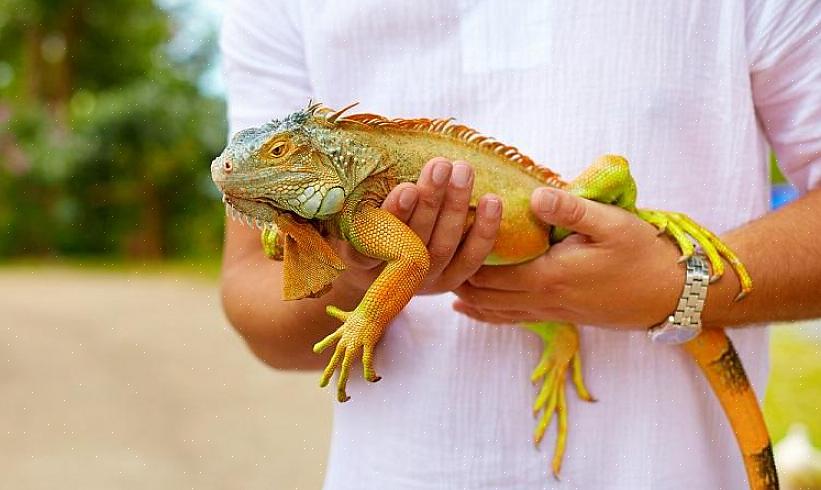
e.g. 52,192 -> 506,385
220,2 -> 820,488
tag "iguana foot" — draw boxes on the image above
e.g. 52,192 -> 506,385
563,156 -> 752,301
636,209 -> 752,300
523,321 -> 594,478
313,305 -> 383,402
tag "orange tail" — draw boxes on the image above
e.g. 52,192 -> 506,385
682,328 -> 779,490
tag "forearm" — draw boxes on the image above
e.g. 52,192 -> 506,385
221,221 -> 365,370
702,187 -> 821,328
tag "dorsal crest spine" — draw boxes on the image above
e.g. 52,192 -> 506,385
307,103 -> 565,187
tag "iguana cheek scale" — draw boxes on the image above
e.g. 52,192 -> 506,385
211,103 -> 777,489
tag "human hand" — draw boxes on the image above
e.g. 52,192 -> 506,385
453,187 -> 685,330
334,157 -> 502,296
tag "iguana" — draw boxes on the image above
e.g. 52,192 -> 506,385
211,102 -> 778,489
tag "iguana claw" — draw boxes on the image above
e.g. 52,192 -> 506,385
524,321 -> 595,478
314,305 -> 383,402
636,209 -> 752,299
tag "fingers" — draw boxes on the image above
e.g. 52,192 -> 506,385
334,157 -> 487,294
406,158 -> 452,243
435,194 -> 502,289
403,158 -> 502,293
381,182 -> 420,223
452,299 -> 534,324
337,157 -> 503,296
531,187 -> 631,240
341,157 -> 449,274
424,162 -> 474,272
453,284 -> 565,322
467,256 -> 551,292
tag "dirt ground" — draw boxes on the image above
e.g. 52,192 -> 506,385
4,266 -> 819,490
1,267 -> 332,490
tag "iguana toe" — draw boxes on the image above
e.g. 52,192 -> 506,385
315,307 -> 385,402
523,322 -> 593,479
636,209 -> 752,299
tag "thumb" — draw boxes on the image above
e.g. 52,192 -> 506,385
531,187 -> 626,240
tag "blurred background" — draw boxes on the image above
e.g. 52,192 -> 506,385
0,1 -> 818,489
1,1 -> 330,489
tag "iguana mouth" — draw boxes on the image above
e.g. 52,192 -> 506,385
222,195 -> 278,230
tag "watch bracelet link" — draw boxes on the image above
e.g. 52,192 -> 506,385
647,254 -> 710,344
671,255 -> 710,327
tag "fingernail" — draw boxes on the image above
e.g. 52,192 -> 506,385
399,187 -> 417,211
536,188 -> 556,213
451,163 -> 472,189
484,197 -> 501,217
432,161 -> 451,185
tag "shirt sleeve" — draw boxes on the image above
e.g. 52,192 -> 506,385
747,0 -> 821,193
220,0 -> 312,137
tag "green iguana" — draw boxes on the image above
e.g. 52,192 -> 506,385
211,102 -> 778,489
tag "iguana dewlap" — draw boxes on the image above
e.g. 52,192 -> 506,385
211,103 -> 778,489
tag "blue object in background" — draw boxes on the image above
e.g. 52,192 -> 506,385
771,183 -> 799,209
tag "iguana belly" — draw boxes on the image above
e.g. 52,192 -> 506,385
470,161 -> 552,265
483,202 -> 551,265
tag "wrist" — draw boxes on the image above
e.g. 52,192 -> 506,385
699,256 -> 747,328
648,255 -> 709,344
698,232 -> 752,328
642,238 -> 690,329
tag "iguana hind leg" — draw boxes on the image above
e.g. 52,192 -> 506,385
313,205 -> 430,402
558,155 -> 765,488
523,321 -> 595,478
560,155 -> 751,298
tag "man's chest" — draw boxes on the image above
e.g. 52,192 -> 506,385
300,1 -> 755,182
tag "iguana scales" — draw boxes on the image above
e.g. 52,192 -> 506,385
211,102 -> 778,489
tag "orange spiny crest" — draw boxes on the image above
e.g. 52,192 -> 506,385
310,104 -> 564,187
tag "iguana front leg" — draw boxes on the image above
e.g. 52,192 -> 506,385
313,205 -> 430,402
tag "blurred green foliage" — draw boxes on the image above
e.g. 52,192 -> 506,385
765,328 -> 821,444
770,153 -> 787,185
0,0 -> 226,259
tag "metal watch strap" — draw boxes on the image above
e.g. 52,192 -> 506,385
647,254 -> 710,344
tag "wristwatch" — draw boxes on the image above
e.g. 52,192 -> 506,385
647,254 -> 710,344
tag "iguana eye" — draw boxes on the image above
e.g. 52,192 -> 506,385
270,141 -> 289,158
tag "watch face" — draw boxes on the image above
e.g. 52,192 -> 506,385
649,325 -> 700,345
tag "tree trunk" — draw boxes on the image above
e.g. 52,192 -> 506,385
127,182 -> 165,259
22,26 -> 43,102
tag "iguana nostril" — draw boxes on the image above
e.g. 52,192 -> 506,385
223,159 -> 233,173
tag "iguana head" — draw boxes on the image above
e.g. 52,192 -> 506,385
211,109 -> 350,224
